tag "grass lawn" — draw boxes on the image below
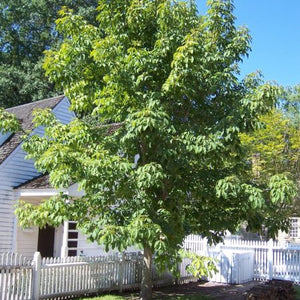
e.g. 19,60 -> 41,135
295,285 -> 300,299
78,296 -> 125,300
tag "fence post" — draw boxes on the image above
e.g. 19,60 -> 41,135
267,239 -> 273,280
32,251 -> 41,300
119,252 -> 125,293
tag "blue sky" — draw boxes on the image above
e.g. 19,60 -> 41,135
195,0 -> 300,87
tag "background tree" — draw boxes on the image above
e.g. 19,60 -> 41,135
282,84 -> 300,127
1,1 -> 296,299
240,109 -> 300,181
240,85 -> 300,215
0,0 -> 99,108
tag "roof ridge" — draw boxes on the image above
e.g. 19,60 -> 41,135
6,95 -> 65,111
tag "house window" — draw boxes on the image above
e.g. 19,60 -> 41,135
68,221 -> 78,256
289,218 -> 299,238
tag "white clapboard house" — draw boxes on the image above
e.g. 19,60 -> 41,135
0,96 -> 125,258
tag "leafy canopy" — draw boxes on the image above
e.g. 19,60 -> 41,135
0,0 -> 99,107
240,86 -> 300,216
3,0 -> 295,276
241,109 -> 300,182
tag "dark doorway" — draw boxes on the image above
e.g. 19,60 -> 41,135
37,225 -> 55,257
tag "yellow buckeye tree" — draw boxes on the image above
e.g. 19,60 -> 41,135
1,1 -> 296,299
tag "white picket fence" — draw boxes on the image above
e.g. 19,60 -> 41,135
184,235 -> 300,284
0,251 -> 193,300
2,236 -> 300,299
37,252 -> 143,299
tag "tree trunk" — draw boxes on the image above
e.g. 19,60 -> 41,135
140,245 -> 153,300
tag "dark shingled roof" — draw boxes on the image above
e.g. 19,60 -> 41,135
0,95 -> 65,164
14,174 -> 52,189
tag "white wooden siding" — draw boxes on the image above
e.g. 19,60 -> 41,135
15,226 -> 39,258
0,184 -> 15,252
77,231 -> 109,257
77,231 -> 140,257
0,97 -> 75,253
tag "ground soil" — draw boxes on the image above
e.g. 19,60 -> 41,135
152,281 -> 263,299
123,280 -> 265,299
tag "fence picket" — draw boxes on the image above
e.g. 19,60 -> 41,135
0,253 -> 32,300
183,235 -> 300,283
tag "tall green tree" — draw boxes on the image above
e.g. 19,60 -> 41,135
240,109 -> 300,182
240,86 -> 300,214
281,84 -> 300,127
0,0 -> 98,108
1,1 -> 296,299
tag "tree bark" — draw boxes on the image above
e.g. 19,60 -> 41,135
140,245 -> 153,300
